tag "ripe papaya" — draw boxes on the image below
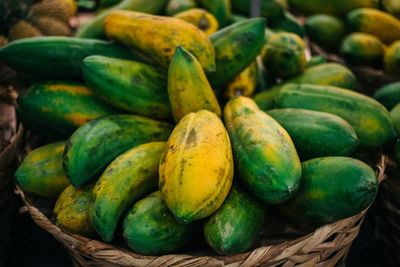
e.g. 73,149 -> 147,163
276,157 -> 378,222
165,0 -> 197,16
63,115 -> 173,187
15,142 -> 69,198
203,186 -> 265,255
275,84 -> 397,148
123,191 -> 196,255
223,96 -> 301,204
104,10 -> 215,72
374,82 -> 400,110
91,142 -> 166,242
391,103 -> 400,133
82,55 -> 171,121
174,8 -> 219,35
231,0 -> 285,20
17,81 -> 116,137
224,61 -> 257,99
267,109 -> 359,159
159,110 -> 233,223
168,47 -> 221,122
288,0 -> 378,15
197,0 -> 231,26
384,41 -> 400,75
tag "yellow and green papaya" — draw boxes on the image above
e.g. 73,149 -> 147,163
168,47 -> 221,122
91,142 -> 166,242
268,11 -> 304,38
197,0 -> 231,27
288,0 -> 378,15
159,110 -> 234,223
165,0 -> 197,16
104,10 -> 215,72
53,184 -> 96,236
391,103 -> 400,133
231,0 -> 285,20
223,96 -> 301,203
384,41 -> 400,74
174,8 -> 219,35
224,61 -> 257,99
15,142 -> 69,198
374,82 -> 400,110
383,0 -> 400,16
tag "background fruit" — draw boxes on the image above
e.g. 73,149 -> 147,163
288,0 -> 378,15
165,0 -> 197,16
373,82 -> 400,110
384,41 -> 400,74
174,8 -> 219,35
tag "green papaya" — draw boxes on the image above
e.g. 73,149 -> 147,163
91,142 -> 165,242
231,0 -> 285,20
268,11 -> 304,37
63,115 -> 173,187
223,96 -> 301,204
277,157 -> 378,222
267,109 -> 359,159
123,191 -> 196,255
275,84 -> 397,148
197,0 -> 231,26
288,0 -> 378,15
17,81 -> 116,137
15,142 -> 70,198
391,103 -> 400,133
374,82 -> 400,110
82,55 -> 171,121
208,18 -> 266,88
203,186 -> 265,255
384,41 -> 400,75
230,14 -> 247,24
0,37 -> 136,79
165,0 -> 197,16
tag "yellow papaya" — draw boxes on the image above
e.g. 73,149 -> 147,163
174,8 -> 219,35
385,41 -> 400,74
224,61 -> 257,99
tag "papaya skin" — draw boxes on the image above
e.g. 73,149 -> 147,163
374,82 -> 400,110
385,41 -> 400,75
174,8 -> 219,35
391,103 -> 400,134
224,62 -> 257,99
197,0 -> 231,27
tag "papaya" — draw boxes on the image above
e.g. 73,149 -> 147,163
159,110 -> 233,223
100,0 -> 122,7
305,55 -> 327,68
305,14 -> 346,51
82,55 -> 171,121
275,84 -> 397,148
374,82 -> 400,110
254,86 -> 281,111
0,37 -> 136,79
53,184 -> 95,235
208,18 -> 266,87
104,10 -> 215,72
230,14 -> 247,24
395,139 -> 400,166
261,32 -> 306,79
276,157 -> 378,222
76,0 -> 168,39
15,142 -> 69,198
91,142 -> 166,242
165,0 -> 197,16
268,11 -> 304,38
168,47 -> 221,122
63,115 -> 173,187
197,0 -> 231,26
231,0 -> 285,20
174,8 -> 219,35
267,109 -> 359,159
17,81 -> 116,137
384,41 -> 400,75
203,186 -> 265,255
347,8 -> 400,44
391,103 -> 400,133
224,61 -> 257,99
123,191 -> 196,255
223,96 -> 301,204
383,0 -> 400,16
288,0 -> 378,15
340,33 -> 386,67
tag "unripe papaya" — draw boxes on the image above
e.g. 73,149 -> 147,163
384,41 -> 400,74
268,11 -> 304,38
374,82 -> 400,110
197,0 -> 231,27
174,8 -> 218,35
231,0 -> 285,20
224,61 -> 257,99
288,0 -> 378,15
166,0 -> 197,16
391,103 -> 400,133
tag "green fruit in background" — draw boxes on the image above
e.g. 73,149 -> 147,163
385,41 -> 400,75
203,186 -> 265,255
165,0 -> 197,16
305,14 -> 346,51
197,0 -> 231,26
276,157 -> 378,223
231,0 -> 285,20
268,11 -> 304,37
383,0 -> 400,16
230,14 -> 246,24
391,103 -> 400,133
288,0 -> 378,15
374,82 -> 400,110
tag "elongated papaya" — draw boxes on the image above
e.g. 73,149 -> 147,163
91,142 -> 166,242
123,191 -> 196,255
168,47 -> 221,122
384,41 -> 400,75
82,55 -> 171,121
0,37 -> 136,79
76,0 -> 167,39
15,142 -> 69,198
347,8 -> 400,44
63,115 -> 173,187
391,103 -> 400,133
208,18 -> 266,87
277,157 -> 378,222
288,0 -> 378,15
166,0 -> 197,16
197,0 -> 231,26
267,109 -> 359,159
231,0 -> 285,20
203,186 -> 265,255
104,10 -> 215,72
224,61 -> 257,99
53,184 -> 96,235
223,96 -> 301,203
159,110 -> 233,223
374,82 -> 400,110
275,84 -> 397,148
174,8 -> 219,35
17,81 -> 116,137
230,14 -> 247,24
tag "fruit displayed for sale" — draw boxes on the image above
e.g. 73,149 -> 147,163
231,0 -> 285,20
159,110 -> 233,223
288,0 -> 378,15
277,157 -> 378,223
166,0 -> 197,16
53,184 -> 96,235
104,10 -> 215,72
64,115 -> 173,187
91,142 -> 166,242
268,11 -> 304,37
82,55 -> 171,120
224,96 -> 301,204
0,37 -> 135,79
383,0 -> 400,16
224,61 -> 257,99
174,8 -> 219,35
168,47 -> 221,122
197,0 -> 231,26
374,82 -> 400,110
203,186 -> 265,255
123,191 -> 196,255
15,142 -> 69,197
276,84 -> 397,148
391,103 -> 400,133
384,41 -> 400,74
17,81 -> 116,137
